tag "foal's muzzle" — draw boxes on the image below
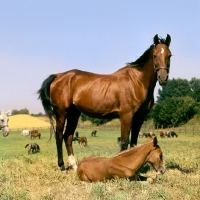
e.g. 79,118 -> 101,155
156,165 -> 166,175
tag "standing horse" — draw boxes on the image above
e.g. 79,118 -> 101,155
0,110 -> 10,137
78,136 -> 87,147
77,137 -> 165,182
30,132 -> 41,139
25,143 -> 40,155
21,129 -> 30,136
38,34 -> 172,171
91,130 -> 97,137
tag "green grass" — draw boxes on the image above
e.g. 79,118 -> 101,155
0,129 -> 200,199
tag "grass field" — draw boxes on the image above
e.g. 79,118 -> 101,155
0,127 -> 200,200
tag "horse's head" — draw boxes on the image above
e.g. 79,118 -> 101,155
0,110 -> 10,137
146,137 -> 165,175
153,34 -> 172,86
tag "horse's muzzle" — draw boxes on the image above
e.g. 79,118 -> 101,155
158,74 -> 168,86
2,127 -> 9,137
3,131 -> 9,137
158,79 -> 167,86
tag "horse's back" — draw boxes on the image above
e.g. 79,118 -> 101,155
49,68 -> 140,117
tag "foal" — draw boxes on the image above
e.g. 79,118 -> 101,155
77,137 -> 165,182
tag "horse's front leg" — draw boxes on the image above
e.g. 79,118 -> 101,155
120,114 -> 132,151
130,116 -> 145,147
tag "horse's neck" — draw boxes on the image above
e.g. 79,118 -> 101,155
135,56 -> 157,94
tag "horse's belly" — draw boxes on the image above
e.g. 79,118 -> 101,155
74,97 -> 120,118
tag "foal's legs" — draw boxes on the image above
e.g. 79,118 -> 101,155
63,107 -> 81,170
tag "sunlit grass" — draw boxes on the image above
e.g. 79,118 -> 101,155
0,129 -> 200,199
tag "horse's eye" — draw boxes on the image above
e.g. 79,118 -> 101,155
160,154 -> 163,160
1,119 -> 4,123
153,55 -> 156,59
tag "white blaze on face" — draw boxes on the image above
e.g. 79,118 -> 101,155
161,48 -> 164,54
68,154 -> 77,170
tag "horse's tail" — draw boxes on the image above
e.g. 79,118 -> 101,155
25,144 -> 29,148
38,74 -> 57,139
38,74 -> 57,120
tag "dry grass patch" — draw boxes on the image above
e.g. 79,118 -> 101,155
9,115 -> 50,129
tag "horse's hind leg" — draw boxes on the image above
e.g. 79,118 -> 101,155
64,107 -> 81,170
55,110 -> 66,171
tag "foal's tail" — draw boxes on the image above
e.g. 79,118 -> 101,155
25,144 -> 29,148
38,74 -> 57,138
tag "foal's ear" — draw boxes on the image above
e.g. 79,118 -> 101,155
153,34 -> 159,45
165,34 -> 171,47
153,137 -> 158,147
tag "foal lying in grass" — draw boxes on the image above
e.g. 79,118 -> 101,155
77,137 -> 165,182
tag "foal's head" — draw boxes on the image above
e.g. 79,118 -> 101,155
153,34 -> 172,86
146,137 -> 165,175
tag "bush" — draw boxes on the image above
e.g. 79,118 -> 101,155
152,96 -> 196,127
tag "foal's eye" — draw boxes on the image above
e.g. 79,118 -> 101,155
160,154 -> 163,160
153,55 -> 156,59
1,120 -> 4,123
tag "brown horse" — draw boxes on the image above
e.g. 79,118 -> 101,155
77,137 -> 165,182
30,132 -> 41,139
25,143 -> 40,155
91,130 -> 97,137
160,131 -> 167,138
38,34 -> 172,171
78,136 -> 87,147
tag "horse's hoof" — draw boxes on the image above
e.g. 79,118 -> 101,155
66,166 -> 73,171
60,166 -> 65,171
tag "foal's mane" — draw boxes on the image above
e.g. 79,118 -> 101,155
113,141 -> 152,158
128,36 -> 168,66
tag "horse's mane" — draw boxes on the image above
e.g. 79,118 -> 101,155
128,36 -> 168,66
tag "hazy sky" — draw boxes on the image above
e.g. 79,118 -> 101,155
1,1 -> 199,114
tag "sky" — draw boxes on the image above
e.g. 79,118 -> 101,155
1,1 -> 200,114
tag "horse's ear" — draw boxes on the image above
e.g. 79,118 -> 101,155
165,34 -> 171,47
153,137 -> 158,147
6,110 -> 11,116
153,34 -> 159,45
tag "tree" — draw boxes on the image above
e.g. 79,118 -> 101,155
189,78 -> 200,102
152,96 -> 196,127
12,108 -> 29,115
157,78 -> 192,103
